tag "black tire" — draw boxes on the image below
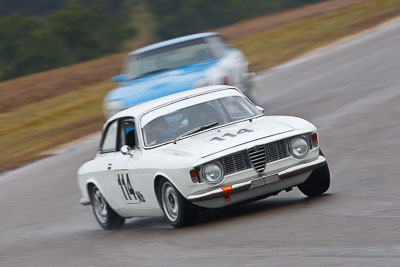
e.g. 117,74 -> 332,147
159,179 -> 198,228
298,150 -> 330,197
89,185 -> 125,230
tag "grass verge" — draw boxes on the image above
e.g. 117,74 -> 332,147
1,0 -> 400,172
0,82 -> 113,171
231,0 -> 400,71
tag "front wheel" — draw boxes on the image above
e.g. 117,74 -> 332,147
89,185 -> 125,230
298,150 -> 330,197
159,179 -> 197,228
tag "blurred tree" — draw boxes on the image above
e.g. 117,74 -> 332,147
16,29 -> 69,74
0,14 -> 44,79
147,0 -> 325,39
0,0 -> 68,17
49,4 -> 102,61
49,3 -> 136,60
0,2 -> 136,81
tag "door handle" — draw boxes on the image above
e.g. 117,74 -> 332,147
107,163 -> 112,170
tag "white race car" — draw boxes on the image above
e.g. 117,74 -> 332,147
77,85 -> 330,229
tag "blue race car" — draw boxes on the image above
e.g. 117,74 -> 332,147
104,32 -> 254,118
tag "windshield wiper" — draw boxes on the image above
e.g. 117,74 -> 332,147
134,68 -> 172,79
174,121 -> 219,144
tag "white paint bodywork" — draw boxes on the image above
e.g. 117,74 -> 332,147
196,48 -> 251,93
77,86 -> 320,218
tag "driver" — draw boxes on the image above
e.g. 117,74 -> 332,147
147,116 -> 170,145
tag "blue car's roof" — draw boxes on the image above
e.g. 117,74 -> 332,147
129,32 -> 218,55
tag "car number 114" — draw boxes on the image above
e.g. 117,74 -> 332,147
115,170 -> 145,204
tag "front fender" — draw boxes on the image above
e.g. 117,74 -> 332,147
153,169 -> 194,201
78,176 -> 104,206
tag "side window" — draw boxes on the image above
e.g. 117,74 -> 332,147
101,120 -> 118,152
120,118 -> 137,149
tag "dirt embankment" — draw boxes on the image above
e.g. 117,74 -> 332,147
217,0 -> 373,39
0,54 -> 124,113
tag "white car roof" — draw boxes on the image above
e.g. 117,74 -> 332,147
107,85 -> 239,124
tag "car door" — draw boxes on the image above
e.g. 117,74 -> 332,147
94,119 -> 121,209
109,117 -> 148,215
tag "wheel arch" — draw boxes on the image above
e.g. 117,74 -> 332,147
85,178 -> 105,204
154,175 -> 166,208
153,174 -> 186,208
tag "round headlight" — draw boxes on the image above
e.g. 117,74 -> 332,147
202,162 -> 224,184
289,137 -> 309,159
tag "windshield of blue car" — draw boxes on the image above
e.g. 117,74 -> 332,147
124,38 -> 217,80
141,94 -> 261,147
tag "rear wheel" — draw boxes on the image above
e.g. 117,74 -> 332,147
159,179 -> 197,228
298,150 -> 330,197
89,185 -> 125,230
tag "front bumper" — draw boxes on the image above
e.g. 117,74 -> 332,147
187,155 -> 326,203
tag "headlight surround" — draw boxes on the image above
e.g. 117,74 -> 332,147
103,100 -> 123,119
202,162 -> 224,184
289,137 -> 309,159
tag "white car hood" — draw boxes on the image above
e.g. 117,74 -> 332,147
163,116 -> 295,158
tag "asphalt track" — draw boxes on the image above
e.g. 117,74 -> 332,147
1,20 -> 400,267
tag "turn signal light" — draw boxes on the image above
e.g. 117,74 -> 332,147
311,133 -> 318,147
190,169 -> 200,183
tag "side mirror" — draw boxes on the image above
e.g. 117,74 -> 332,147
120,145 -> 133,156
255,105 -> 264,113
112,74 -> 128,83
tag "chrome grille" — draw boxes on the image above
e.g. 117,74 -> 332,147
247,145 -> 267,173
266,139 -> 288,163
214,134 -> 312,176
220,150 -> 252,175
248,139 -> 290,173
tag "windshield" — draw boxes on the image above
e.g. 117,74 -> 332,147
124,38 -> 216,80
142,94 -> 261,147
